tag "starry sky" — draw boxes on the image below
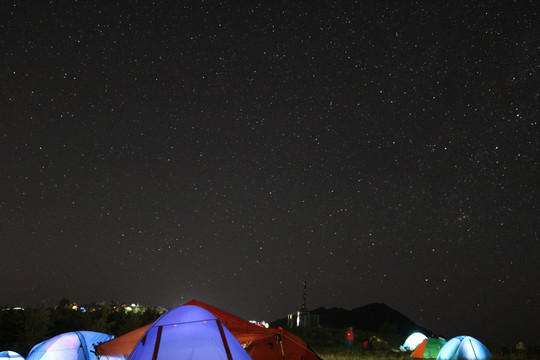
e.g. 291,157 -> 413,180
1,0 -> 538,347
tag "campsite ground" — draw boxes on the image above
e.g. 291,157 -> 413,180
288,327 -> 540,360
314,347 -> 540,360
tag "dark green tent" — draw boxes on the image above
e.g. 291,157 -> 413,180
410,337 -> 446,359
367,336 -> 389,351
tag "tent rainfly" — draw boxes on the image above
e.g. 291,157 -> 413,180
0,351 -> 24,360
411,337 -> 446,359
403,332 -> 428,351
436,336 -> 492,360
26,331 -> 120,360
127,304 -> 252,360
97,299 -> 322,360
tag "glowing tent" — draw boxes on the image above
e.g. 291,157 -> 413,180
411,337 -> 446,359
403,332 -> 428,351
127,305 -> 252,360
0,351 -> 24,360
26,331 -> 117,360
436,336 -> 492,360
97,299 -> 322,360
184,300 -> 321,360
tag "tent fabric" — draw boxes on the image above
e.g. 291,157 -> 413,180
411,338 -> 446,359
127,305 -> 252,360
0,351 -> 24,360
437,336 -> 492,360
184,299 -> 322,360
403,332 -> 428,351
26,331 -> 116,360
96,324 -> 152,358
97,299 -> 322,360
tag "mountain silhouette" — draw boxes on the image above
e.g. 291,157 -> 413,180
275,303 -> 433,337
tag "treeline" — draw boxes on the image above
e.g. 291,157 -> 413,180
0,299 -> 163,357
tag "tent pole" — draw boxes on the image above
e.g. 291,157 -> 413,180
151,326 -> 163,360
277,333 -> 285,360
216,320 -> 234,360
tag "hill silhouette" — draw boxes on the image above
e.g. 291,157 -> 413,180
275,303 -> 433,337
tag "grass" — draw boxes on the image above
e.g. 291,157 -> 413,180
315,347 -> 408,359
313,347 -> 540,360
287,327 -> 540,360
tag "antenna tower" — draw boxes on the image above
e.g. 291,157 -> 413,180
300,281 -> 308,312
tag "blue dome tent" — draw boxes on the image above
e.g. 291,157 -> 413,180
26,331 -> 119,360
0,351 -> 24,360
127,304 -> 252,360
437,336 -> 492,360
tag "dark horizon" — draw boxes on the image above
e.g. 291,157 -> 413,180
2,294 -> 536,347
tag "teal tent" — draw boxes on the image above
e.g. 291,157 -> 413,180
0,351 -> 24,360
437,336 -> 492,360
26,331 -> 120,360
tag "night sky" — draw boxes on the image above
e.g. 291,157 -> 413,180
1,1 -> 538,347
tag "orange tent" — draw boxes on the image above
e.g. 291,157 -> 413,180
95,323 -> 151,358
95,299 -> 321,360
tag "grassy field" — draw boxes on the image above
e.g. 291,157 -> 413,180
313,347 -> 540,360
288,327 -> 539,360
